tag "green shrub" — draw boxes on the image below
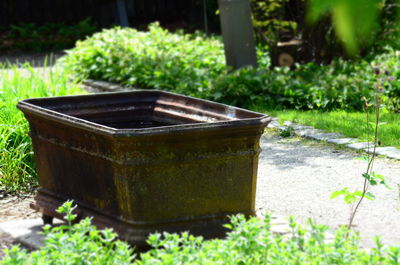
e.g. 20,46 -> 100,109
250,0 -> 298,46
0,65 -> 84,192
210,53 -> 398,111
60,23 -> 226,97
2,201 -> 400,264
140,216 -> 400,265
1,201 -> 134,265
60,23 -> 400,112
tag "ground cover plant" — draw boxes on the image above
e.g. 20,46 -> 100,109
2,201 -> 400,264
0,65 -> 84,192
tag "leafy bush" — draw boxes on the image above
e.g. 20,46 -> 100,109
250,0 -> 298,46
1,201 -> 134,264
140,216 -> 400,265
2,201 -> 400,264
210,59 -> 377,110
60,23 -> 400,112
0,65 -> 84,192
60,23 -> 226,97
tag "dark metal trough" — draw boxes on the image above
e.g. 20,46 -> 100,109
17,90 -> 271,247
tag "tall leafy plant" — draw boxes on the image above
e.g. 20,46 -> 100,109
307,0 -> 381,54
331,68 -> 393,229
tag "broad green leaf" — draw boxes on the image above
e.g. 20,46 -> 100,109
355,155 -> 369,162
332,1 -> 357,54
344,194 -> 357,204
371,172 -> 385,181
365,192 -> 376,200
308,0 -> 381,54
331,188 -> 348,199
352,191 -> 364,197
362,173 -> 370,180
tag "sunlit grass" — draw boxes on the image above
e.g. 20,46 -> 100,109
263,109 -> 400,148
0,64 -> 84,192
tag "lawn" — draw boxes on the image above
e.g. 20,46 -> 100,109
0,64 -> 84,192
264,109 -> 400,148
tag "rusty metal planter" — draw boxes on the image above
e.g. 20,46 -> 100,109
18,90 -> 271,247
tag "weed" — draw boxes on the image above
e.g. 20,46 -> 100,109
330,67 -> 392,230
1,201 -> 135,264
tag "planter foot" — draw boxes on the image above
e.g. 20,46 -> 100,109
42,214 -> 54,225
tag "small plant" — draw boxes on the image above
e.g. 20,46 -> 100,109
330,67 -> 393,230
279,125 -> 295,137
1,201 -> 135,265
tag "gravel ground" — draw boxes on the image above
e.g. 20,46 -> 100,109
256,132 -> 400,248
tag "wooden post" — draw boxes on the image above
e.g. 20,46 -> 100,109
115,0 -> 129,27
218,0 -> 258,69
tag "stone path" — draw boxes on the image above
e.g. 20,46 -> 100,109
256,131 -> 400,248
268,119 -> 400,160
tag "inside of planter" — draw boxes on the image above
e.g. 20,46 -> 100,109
23,91 -> 262,130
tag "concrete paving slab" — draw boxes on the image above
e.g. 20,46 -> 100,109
277,126 -> 292,131
364,147 -> 400,156
292,124 -> 314,130
0,219 -> 45,250
284,121 -> 313,130
386,152 -> 400,160
0,219 -> 64,250
267,120 -> 280,128
306,133 -> 343,141
295,128 -> 323,137
346,142 -> 375,150
327,138 -> 359,145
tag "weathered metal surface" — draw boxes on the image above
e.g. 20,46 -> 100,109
18,90 -> 271,248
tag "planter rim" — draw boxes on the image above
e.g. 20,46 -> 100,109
18,89 -> 271,136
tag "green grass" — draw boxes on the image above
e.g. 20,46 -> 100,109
262,109 -> 400,148
0,64 -> 84,192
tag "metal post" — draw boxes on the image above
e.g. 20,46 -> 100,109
115,0 -> 129,27
218,0 -> 258,69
